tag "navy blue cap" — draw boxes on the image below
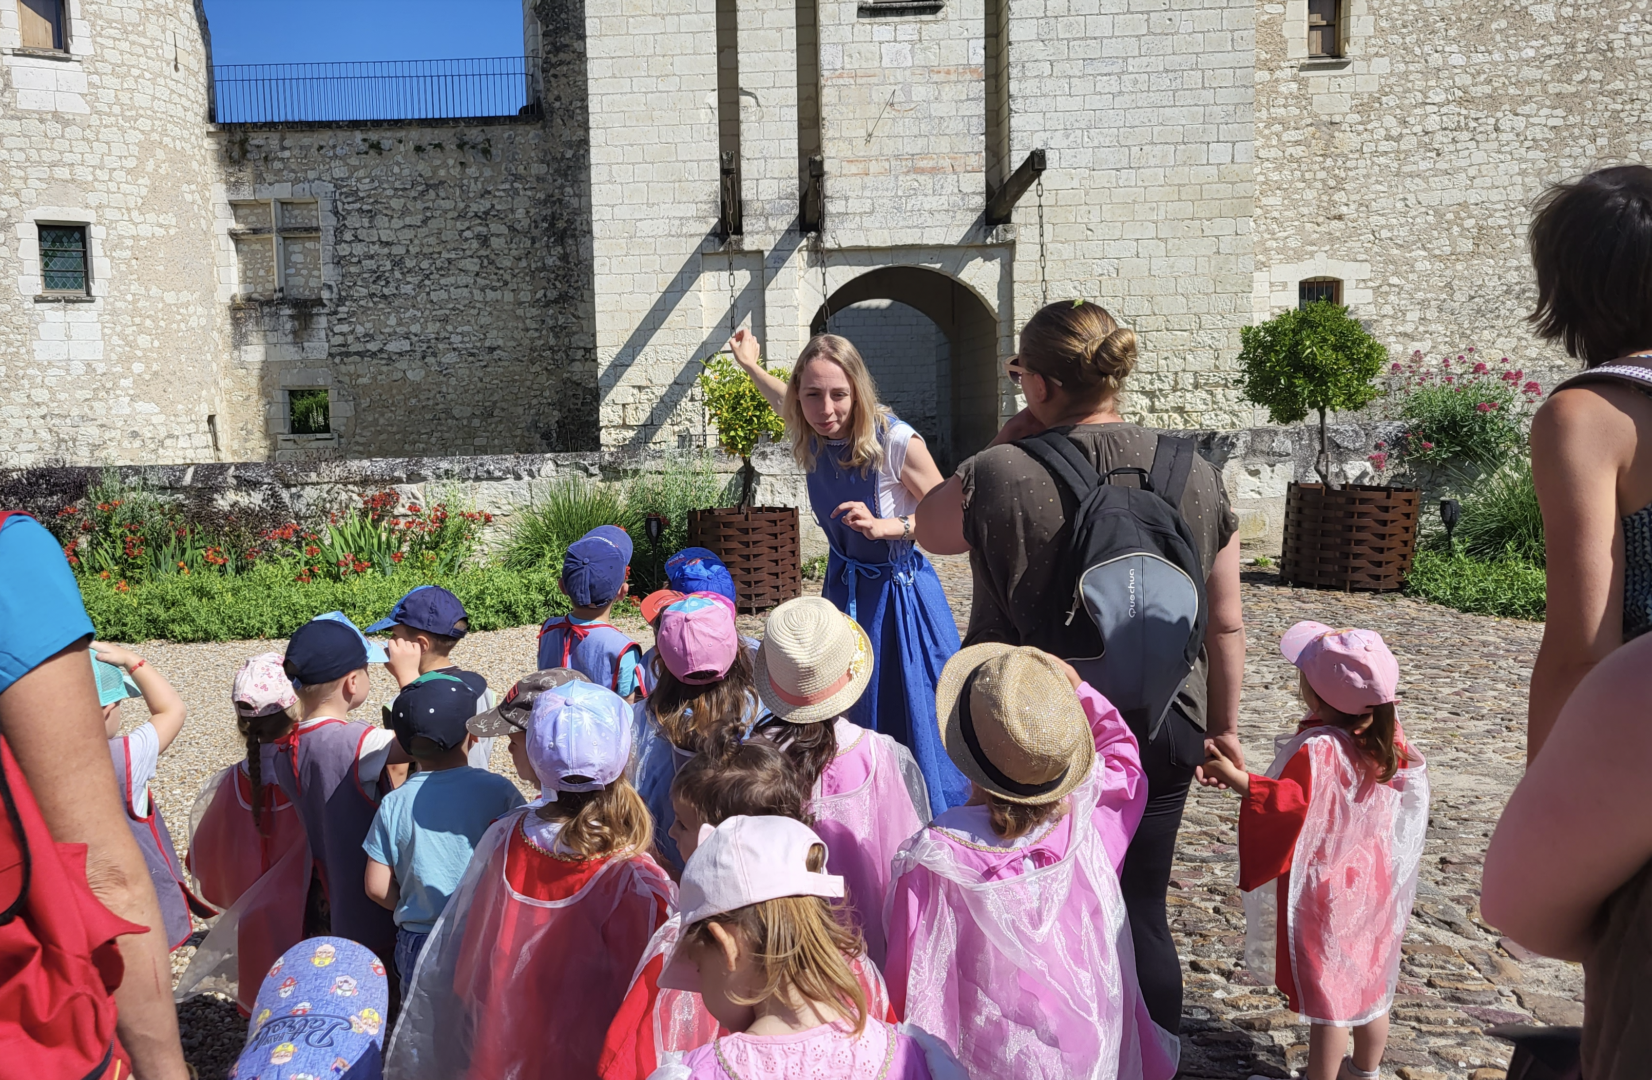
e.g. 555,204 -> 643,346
363,585 -> 469,637
284,619 -> 370,686
388,673 -> 476,753
562,526 -> 631,607
665,546 -> 737,606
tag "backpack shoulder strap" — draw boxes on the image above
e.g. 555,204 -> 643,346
1148,435 -> 1196,512
1552,362 -> 1652,397
1013,429 -> 1102,499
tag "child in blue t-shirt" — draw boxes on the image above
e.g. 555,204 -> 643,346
537,525 -> 646,700
363,674 -> 524,997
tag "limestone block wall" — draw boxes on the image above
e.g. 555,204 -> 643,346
212,119 -> 597,462
1250,0 -> 1637,388
0,0 -> 231,467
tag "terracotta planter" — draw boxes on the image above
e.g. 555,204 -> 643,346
1279,482 -> 1420,592
687,506 -> 802,613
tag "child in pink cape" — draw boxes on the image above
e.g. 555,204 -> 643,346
1202,623 -> 1428,1080
750,597 -> 929,965
883,644 -> 1180,1080
648,815 -> 966,1080
599,740 -> 895,1080
386,680 -> 673,1080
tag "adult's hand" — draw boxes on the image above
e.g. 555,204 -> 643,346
725,328 -> 787,414
987,406 -> 1049,448
832,500 -> 904,542
1195,732 -> 1245,789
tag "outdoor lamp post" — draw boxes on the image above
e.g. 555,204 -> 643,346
1440,499 -> 1460,551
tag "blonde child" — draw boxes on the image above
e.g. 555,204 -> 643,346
630,593 -> 766,872
650,815 -> 966,1079
600,741 -> 897,1080
883,644 -> 1178,1080
94,640 -> 207,951
751,597 -> 929,963
538,526 -> 647,699
388,681 -> 672,1079
1201,622 -> 1428,1080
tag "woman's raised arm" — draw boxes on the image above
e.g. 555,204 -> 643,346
727,329 -> 788,414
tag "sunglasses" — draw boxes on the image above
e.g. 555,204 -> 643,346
1005,357 -> 1063,388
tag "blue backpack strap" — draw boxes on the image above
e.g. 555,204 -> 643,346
1147,435 -> 1196,513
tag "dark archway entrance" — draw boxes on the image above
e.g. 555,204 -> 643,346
811,266 -> 999,472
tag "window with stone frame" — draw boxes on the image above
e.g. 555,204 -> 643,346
288,389 -> 331,435
1299,277 -> 1343,308
38,224 -> 88,294
20,0 -> 67,52
1307,0 -> 1342,58
230,199 -> 323,300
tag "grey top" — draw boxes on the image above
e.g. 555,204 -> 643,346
957,422 -> 1238,730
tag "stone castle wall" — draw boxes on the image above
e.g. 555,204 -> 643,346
0,0 -> 232,467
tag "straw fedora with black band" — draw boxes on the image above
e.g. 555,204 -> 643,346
755,597 -> 874,725
935,643 -> 1095,806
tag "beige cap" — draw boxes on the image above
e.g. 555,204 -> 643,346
754,597 -> 873,724
934,643 -> 1094,806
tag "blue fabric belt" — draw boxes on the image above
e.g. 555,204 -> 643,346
832,546 -> 918,622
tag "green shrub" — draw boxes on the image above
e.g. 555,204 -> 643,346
1449,458 -> 1545,566
502,477 -> 631,573
80,563 -> 569,644
1404,549 -> 1546,621
624,454 -> 725,590
1383,350 -> 1543,473
1238,302 -> 1387,483
699,356 -> 788,507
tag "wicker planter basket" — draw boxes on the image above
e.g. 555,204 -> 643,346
1279,483 -> 1420,592
687,506 -> 802,613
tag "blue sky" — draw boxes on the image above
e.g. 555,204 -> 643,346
202,0 -> 526,66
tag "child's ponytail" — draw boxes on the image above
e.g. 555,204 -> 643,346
538,777 -> 655,860
235,708 -> 296,835
1320,700 -> 1406,783
753,716 -> 839,792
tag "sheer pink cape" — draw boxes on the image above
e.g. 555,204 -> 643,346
1242,725 -> 1430,1026
385,808 -> 672,1079
884,769 -> 1179,1080
812,719 -> 929,965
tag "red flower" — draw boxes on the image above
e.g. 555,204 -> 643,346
97,502 -> 111,512
99,570 -> 110,580
296,574 -> 312,584
353,560 -> 370,573
1524,380 -> 1543,395
80,520 -> 93,531
114,581 -> 128,592
1422,441 -> 1435,450
407,504 -> 422,514
1466,347 -> 1476,353
1472,362 -> 1489,374
57,505 -> 77,517
1476,402 -> 1497,412
1368,451 -> 1389,470
305,545 -> 320,557
391,552 -> 405,563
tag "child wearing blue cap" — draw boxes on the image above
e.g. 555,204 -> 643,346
538,525 -> 648,700
363,676 -> 524,1000
94,640 -> 210,951
272,613 -> 410,974
366,585 -> 498,770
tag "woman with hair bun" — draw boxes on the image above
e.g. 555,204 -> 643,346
912,299 -> 1247,1038
730,328 -> 969,814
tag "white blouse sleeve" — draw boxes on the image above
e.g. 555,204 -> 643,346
877,421 -> 921,519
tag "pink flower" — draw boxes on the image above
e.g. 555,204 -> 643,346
1476,402 -> 1498,412
1524,380 -> 1543,395
1502,356 -> 1512,364
1513,370 -> 1524,381
1375,441 -> 1386,450
1391,362 -> 1403,373
1444,376 -> 1455,384
1472,362 -> 1489,374
1368,452 -> 1389,470
1443,358 -> 1452,367
1467,347 -> 1476,353
1422,441 -> 1435,450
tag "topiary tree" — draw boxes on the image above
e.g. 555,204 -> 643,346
698,354 -> 789,508
1239,301 -> 1387,485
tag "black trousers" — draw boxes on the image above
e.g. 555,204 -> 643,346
1118,707 -> 1204,1035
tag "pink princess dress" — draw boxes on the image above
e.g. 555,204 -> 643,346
1239,721 -> 1429,1025
809,716 -> 930,965
649,1018 -> 970,1080
883,684 -> 1180,1080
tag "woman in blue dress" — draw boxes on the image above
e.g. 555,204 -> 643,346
730,328 -> 970,813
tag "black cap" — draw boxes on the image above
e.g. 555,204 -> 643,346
284,619 -> 369,685
389,674 -> 477,753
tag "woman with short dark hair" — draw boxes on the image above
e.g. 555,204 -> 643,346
1525,164 -> 1652,759
914,299 -> 1246,1036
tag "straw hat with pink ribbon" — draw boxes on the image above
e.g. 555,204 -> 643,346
754,597 -> 873,725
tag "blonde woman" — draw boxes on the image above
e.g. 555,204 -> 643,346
730,329 -> 969,813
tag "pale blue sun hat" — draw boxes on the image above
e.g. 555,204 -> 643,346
91,655 -> 141,708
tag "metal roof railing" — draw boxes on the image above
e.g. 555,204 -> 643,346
211,56 -> 540,124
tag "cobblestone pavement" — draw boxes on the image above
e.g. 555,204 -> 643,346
154,554 -> 1565,1077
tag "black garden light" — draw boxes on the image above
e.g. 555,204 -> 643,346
645,513 -> 668,546
1440,498 -> 1461,550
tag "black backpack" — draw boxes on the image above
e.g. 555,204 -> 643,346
1013,429 -> 1209,742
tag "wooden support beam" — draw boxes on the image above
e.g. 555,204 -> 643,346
985,148 -> 1046,226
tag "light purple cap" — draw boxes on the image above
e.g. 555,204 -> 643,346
525,681 -> 633,801
657,594 -> 738,685
1280,621 -> 1399,716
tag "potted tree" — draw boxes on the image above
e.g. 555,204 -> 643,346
687,355 -> 803,612
1239,302 -> 1420,591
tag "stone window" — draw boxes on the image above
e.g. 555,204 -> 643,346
19,0 -> 66,52
1306,0 -> 1342,58
231,199 -> 324,301
288,388 -> 331,435
38,223 -> 88,294
1299,277 -> 1342,307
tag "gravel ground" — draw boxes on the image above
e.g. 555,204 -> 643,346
135,555 -> 1563,1078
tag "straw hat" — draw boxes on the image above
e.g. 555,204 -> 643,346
755,597 -> 873,724
935,643 -> 1094,805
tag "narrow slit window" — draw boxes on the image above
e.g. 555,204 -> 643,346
1307,0 -> 1341,58
20,0 -> 66,52
1299,278 -> 1343,307
39,225 -> 88,294
289,389 -> 331,435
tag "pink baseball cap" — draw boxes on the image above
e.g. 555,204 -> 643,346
659,815 -> 845,992
657,594 -> 738,685
1279,621 -> 1399,715
233,652 -> 298,717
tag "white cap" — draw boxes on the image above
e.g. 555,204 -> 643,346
525,681 -> 633,801
659,815 -> 845,992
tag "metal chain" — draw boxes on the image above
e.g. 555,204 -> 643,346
1036,175 -> 1048,307
816,231 -> 831,335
